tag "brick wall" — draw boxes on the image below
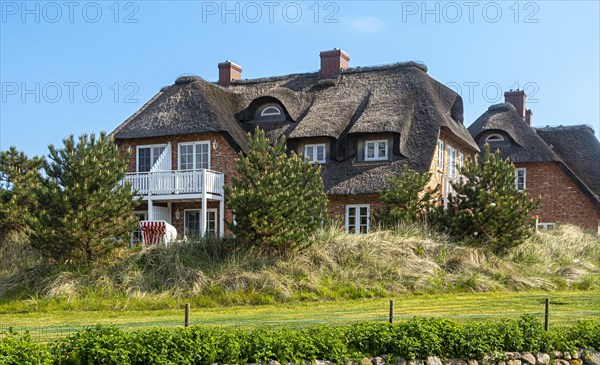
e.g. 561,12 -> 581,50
328,194 -> 382,228
515,162 -> 600,232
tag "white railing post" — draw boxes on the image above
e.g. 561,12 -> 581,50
200,169 -> 207,237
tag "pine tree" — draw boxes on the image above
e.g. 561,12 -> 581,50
434,145 -> 539,255
26,132 -> 140,264
225,128 -> 328,252
0,147 -> 44,242
375,165 -> 438,227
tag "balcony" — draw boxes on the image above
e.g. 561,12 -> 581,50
123,169 -> 224,198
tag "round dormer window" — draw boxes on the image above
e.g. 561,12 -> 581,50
260,106 -> 282,117
485,134 -> 505,143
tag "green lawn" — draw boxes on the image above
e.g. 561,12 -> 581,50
1,291 -> 598,341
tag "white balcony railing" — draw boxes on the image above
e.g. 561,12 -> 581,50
123,169 -> 224,196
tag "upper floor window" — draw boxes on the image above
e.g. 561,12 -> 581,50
447,145 -> 457,177
304,144 -> 326,164
437,140 -> 445,171
137,144 -> 166,172
485,134 -> 505,143
365,140 -> 388,161
515,168 -> 526,191
458,152 -> 465,169
260,106 -> 282,117
179,141 -> 210,170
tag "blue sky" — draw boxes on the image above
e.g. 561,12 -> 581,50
1,0 -> 599,157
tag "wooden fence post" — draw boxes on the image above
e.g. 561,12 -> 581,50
544,298 -> 549,331
184,303 -> 190,327
389,300 -> 394,324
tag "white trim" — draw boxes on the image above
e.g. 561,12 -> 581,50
178,141 -> 211,171
304,143 -> 327,164
136,144 -> 167,173
260,106 -> 282,116
447,145 -> 457,177
437,140 -> 445,172
458,152 -> 464,169
515,167 -> 526,191
485,134 -> 505,143
364,139 -> 388,161
537,222 -> 556,231
184,208 -> 217,238
345,204 -> 370,234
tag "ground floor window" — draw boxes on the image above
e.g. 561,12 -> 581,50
345,204 -> 370,234
131,211 -> 147,242
184,209 -> 217,238
537,222 -> 556,231
515,168 -> 526,191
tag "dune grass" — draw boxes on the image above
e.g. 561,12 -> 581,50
1,223 -> 599,314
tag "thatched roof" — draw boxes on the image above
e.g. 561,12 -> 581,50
469,104 -> 600,209
536,125 -> 600,202
468,103 -> 560,163
113,62 -> 479,195
111,76 -> 249,151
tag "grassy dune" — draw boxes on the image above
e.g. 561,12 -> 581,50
1,223 -> 599,314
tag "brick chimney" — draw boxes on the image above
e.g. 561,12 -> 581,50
525,109 -> 533,126
504,89 -> 526,121
218,61 -> 242,87
320,48 -> 350,78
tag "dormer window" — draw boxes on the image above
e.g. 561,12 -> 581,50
260,106 -> 282,117
485,134 -> 505,143
365,140 -> 388,161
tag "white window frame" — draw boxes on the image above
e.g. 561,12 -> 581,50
437,140 -> 445,171
458,152 -> 464,169
485,134 -> 505,143
304,143 -> 327,164
260,106 -> 282,117
178,141 -> 211,171
345,204 -> 370,234
537,222 -> 556,231
136,144 -> 167,172
515,168 -> 526,191
364,139 -> 388,161
447,145 -> 457,177
184,208 -> 217,238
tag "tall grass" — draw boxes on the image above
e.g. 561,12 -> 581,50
0,224 -> 598,311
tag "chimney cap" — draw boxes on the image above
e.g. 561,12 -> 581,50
218,60 -> 242,72
320,48 -> 350,61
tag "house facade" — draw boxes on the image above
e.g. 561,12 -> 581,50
469,91 -> 600,233
110,49 -> 480,238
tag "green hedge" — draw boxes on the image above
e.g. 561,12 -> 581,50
1,316 -> 599,365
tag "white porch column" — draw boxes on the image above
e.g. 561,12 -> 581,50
167,202 -> 172,225
219,199 -> 225,237
148,199 -> 154,221
200,169 -> 207,237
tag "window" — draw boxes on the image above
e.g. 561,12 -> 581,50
437,140 -> 444,171
515,168 -> 526,191
346,204 -> 370,234
131,211 -> 147,243
447,145 -> 457,177
184,209 -> 217,238
179,142 -> 210,170
304,144 -> 327,164
458,152 -> 465,169
485,134 -> 505,143
137,144 -> 166,172
260,106 -> 282,117
365,140 -> 388,161
537,222 -> 556,231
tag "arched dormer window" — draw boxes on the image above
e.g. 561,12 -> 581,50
485,134 -> 505,143
260,106 -> 282,117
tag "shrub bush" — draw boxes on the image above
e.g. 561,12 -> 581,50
3,318 -> 599,365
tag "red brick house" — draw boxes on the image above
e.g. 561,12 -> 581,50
469,91 -> 600,233
110,49 -> 480,238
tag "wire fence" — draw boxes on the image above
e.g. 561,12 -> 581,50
2,298 -> 599,343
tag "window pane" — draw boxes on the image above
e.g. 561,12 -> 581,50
138,148 -> 151,172
378,142 -> 386,158
306,146 -> 314,161
316,145 -> 325,161
180,145 -> 194,170
366,143 -> 375,159
185,211 -> 200,238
